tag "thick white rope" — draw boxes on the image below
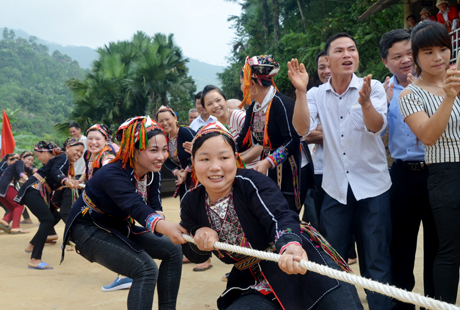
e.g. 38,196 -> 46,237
182,234 -> 460,310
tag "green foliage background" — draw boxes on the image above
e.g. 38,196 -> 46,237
0,28 -> 86,149
219,0 -> 403,98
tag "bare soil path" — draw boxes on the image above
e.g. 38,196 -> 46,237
1,195 -> 458,309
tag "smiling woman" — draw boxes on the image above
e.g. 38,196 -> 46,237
62,116 -> 186,310
180,121 -> 363,310
398,21 -> 460,304
156,105 -> 196,199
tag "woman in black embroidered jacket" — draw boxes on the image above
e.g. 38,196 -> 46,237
15,138 -> 83,270
236,55 -> 301,213
156,105 -> 196,199
62,116 -> 185,310
180,122 -> 362,310
0,151 -> 34,233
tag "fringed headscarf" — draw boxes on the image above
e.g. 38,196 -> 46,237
86,124 -> 111,141
86,123 -> 113,169
240,55 -> 280,109
156,105 -> 176,120
20,151 -> 34,159
2,153 -> 19,162
62,137 -> 85,178
63,137 -> 85,149
34,141 -> 62,156
112,116 -> 166,169
190,121 -> 246,190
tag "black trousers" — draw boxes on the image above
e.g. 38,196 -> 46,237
52,188 -> 73,224
22,188 -> 61,260
390,160 -> 438,310
427,162 -> 460,304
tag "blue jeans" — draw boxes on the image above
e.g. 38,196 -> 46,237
71,222 -> 182,310
320,186 -> 392,310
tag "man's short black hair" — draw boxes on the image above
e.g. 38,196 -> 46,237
379,29 -> 410,60
407,15 -> 416,21
315,50 -> 327,68
194,91 -> 202,101
69,122 -> 81,129
324,33 -> 357,55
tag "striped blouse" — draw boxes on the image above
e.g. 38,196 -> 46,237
228,109 -> 259,168
399,83 -> 460,164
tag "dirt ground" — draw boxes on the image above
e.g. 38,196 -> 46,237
1,195 -> 458,310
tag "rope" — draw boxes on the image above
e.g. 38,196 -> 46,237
182,234 -> 460,310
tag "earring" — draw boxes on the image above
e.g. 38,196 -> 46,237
250,87 -> 258,95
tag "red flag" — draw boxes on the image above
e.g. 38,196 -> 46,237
1,109 -> 15,158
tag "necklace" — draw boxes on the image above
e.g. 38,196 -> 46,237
419,76 -> 443,89
134,171 -> 154,186
253,88 -> 276,112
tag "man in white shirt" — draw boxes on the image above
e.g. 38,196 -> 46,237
190,91 -> 216,132
288,33 -> 392,310
69,122 -> 87,178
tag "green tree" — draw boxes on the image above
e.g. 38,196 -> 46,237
63,31 -> 196,133
220,0 -> 403,99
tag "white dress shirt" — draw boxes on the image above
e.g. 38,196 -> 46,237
190,114 -> 217,132
307,74 -> 391,204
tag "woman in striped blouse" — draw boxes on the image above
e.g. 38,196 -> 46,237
200,85 -> 262,169
399,21 -> 460,304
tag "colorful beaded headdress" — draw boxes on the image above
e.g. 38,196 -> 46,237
34,141 -> 61,156
190,121 -> 246,189
86,124 -> 111,141
240,55 -> 280,108
113,116 -> 166,169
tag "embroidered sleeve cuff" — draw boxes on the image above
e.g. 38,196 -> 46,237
280,242 -> 302,254
146,214 -> 163,235
269,146 -> 288,167
61,177 -> 68,185
172,169 -> 179,176
19,172 -> 25,177
185,165 -> 193,173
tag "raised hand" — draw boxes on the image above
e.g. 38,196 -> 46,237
407,73 -> 416,84
443,68 -> 460,99
358,74 -> 373,107
383,76 -> 394,105
288,58 -> 309,91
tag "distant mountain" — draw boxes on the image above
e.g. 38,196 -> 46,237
7,28 -> 223,91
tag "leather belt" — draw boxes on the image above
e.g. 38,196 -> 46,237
394,159 -> 427,172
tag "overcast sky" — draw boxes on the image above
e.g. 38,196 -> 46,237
0,0 -> 241,66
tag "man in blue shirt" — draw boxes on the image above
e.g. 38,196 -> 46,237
380,29 -> 438,310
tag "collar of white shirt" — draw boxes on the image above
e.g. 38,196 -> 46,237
324,73 -> 359,96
